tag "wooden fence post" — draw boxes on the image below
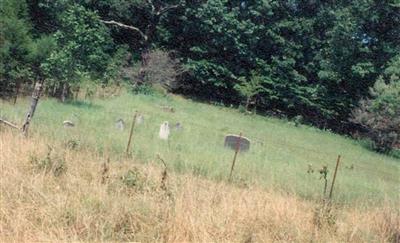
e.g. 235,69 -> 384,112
229,132 -> 242,181
21,81 -> 43,136
329,155 -> 341,199
0,118 -> 20,130
125,111 -> 138,156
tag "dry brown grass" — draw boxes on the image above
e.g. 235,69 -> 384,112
1,129 -> 399,242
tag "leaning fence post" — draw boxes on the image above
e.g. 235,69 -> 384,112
21,81 -> 43,136
125,111 -> 138,156
229,132 -> 242,181
0,118 -> 20,130
329,155 -> 341,199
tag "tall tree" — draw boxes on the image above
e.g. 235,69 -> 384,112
0,0 -> 33,98
87,0 -> 183,84
41,3 -> 113,101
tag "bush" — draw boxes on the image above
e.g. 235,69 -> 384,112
132,83 -> 155,95
351,79 -> 400,152
128,50 -> 183,91
30,146 -> 67,177
120,168 -> 144,189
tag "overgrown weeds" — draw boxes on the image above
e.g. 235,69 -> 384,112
120,168 -> 144,189
29,146 -> 67,177
1,131 -> 399,242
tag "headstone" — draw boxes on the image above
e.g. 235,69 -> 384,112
159,121 -> 170,140
136,114 -> 144,125
63,120 -> 75,128
175,122 -> 183,131
115,118 -> 125,130
224,134 -> 251,152
161,106 -> 175,113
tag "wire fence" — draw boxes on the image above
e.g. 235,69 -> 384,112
1,91 -> 397,177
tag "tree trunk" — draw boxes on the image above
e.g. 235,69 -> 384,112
138,47 -> 151,84
13,82 -> 20,105
61,82 -> 69,102
74,86 -> 80,100
137,18 -> 157,84
245,97 -> 250,111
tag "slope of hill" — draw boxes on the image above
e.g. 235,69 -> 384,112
1,92 -> 399,205
1,130 -> 399,242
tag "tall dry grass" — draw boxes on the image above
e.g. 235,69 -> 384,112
0,129 -> 399,242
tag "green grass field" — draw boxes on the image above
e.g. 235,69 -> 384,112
1,92 -> 399,206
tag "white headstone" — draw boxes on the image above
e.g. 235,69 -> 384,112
224,134 -> 251,152
136,114 -> 144,124
159,121 -> 170,140
115,118 -> 125,130
63,120 -> 75,128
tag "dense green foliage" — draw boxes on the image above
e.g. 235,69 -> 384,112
1,0 -> 399,142
0,0 -> 33,96
352,55 -> 400,152
41,4 -> 113,99
167,0 -> 400,131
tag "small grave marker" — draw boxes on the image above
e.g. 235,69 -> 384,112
63,120 -> 75,128
136,114 -> 144,124
175,122 -> 183,131
224,134 -> 250,152
161,106 -> 175,113
115,118 -> 125,130
159,121 -> 170,140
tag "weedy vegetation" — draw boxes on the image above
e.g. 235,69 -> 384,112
0,130 -> 399,242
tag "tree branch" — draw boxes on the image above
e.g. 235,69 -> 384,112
157,4 -> 180,16
0,118 -> 20,130
100,20 -> 148,41
147,0 -> 155,14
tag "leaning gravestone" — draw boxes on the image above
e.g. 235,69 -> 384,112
224,134 -> 251,152
161,106 -> 175,113
175,122 -> 183,131
63,120 -> 75,128
136,114 -> 144,125
159,121 -> 170,140
115,118 -> 125,130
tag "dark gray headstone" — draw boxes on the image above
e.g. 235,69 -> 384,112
115,118 -> 125,130
224,134 -> 251,152
175,122 -> 183,131
63,120 -> 75,128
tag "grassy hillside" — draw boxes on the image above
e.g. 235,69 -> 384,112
1,92 -> 399,205
1,130 -> 398,242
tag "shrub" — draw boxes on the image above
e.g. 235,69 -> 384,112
120,168 -> 143,189
132,83 -> 155,95
351,79 -> 400,152
234,71 -> 264,111
30,146 -> 67,177
128,50 -> 183,92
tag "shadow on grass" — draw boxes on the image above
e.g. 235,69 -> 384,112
63,100 -> 102,110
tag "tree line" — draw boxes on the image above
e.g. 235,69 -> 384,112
1,0 -> 399,152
